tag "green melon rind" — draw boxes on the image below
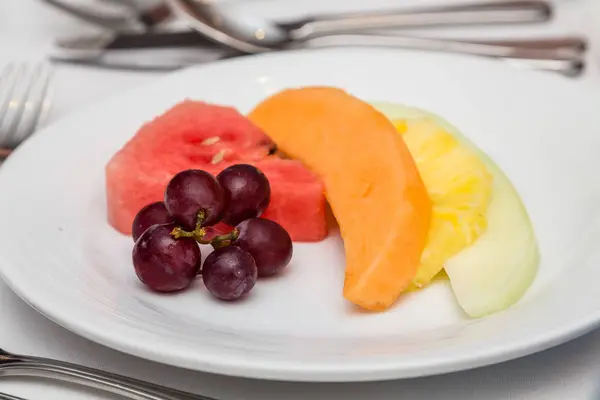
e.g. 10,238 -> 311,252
371,101 -> 540,318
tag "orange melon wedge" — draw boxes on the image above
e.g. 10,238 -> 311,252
249,87 -> 432,311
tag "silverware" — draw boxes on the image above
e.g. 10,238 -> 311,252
0,392 -> 26,400
41,0 -> 170,32
300,34 -> 585,77
49,42 -> 231,72
159,0 -> 581,76
284,1 -> 553,42
0,62 -> 53,150
49,30 -> 585,77
0,148 -> 11,161
455,36 -> 586,52
54,29 -> 587,54
167,0 -> 553,53
0,349 -> 211,400
55,30 -> 218,52
101,0 -> 172,28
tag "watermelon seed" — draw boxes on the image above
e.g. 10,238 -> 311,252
201,136 -> 221,146
211,150 -> 226,165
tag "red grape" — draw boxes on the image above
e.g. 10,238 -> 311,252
202,246 -> 257,300
233,218 -> 292,277
217,164 -> 271,226
131,202 -> 174,242
164,169 -> 226,230
133,223 -> 201,292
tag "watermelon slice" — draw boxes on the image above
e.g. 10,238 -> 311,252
106,100 -> 327,242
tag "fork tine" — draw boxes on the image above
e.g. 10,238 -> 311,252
0,63 -> 27,148
3,64 -> 40,148
32,64 -> 54,132
10,63 -> 53,147
0,63 -> 19,143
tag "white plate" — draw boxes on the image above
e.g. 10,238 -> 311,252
1,48 -> 600,382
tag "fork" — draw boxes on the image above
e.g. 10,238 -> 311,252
0,62 -> 53,160
0,349 -> 212,400
0,393 -> 26,400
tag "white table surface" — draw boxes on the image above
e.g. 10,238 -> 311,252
2,0 -> 600,399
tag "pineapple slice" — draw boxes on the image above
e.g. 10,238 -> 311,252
393,118 -> 493,289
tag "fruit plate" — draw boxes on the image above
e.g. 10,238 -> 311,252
1,48 -> 600,382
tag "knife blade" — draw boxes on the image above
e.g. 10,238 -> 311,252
55,30 -> 218,51
50,30 -> 239,70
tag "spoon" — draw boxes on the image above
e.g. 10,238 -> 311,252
165,0 -> 580,76
42,0 -> 171,32
166,0 -> 552,54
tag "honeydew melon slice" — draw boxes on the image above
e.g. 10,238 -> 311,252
372,102 -> 539,318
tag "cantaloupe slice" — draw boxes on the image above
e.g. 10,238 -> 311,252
249,87 -> 432,311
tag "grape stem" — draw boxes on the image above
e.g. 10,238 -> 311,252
195,209 -> 206,230
170,210 -> 211,243
211,229 -> 239,250
171,226 -> 210,244
170,210 -> 240,248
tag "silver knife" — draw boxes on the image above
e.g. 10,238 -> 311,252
54,29 -> 587,53
49,30 -> 586,76
55,30 -> 219,51
49,30 -> 237,71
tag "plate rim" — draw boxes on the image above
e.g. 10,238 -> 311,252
2,257 -> 599,382
2,47 -> 600,382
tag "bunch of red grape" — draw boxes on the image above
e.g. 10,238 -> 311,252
131,164 -> 293,301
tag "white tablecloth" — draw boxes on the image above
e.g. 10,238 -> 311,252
2,0 -> 600,399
